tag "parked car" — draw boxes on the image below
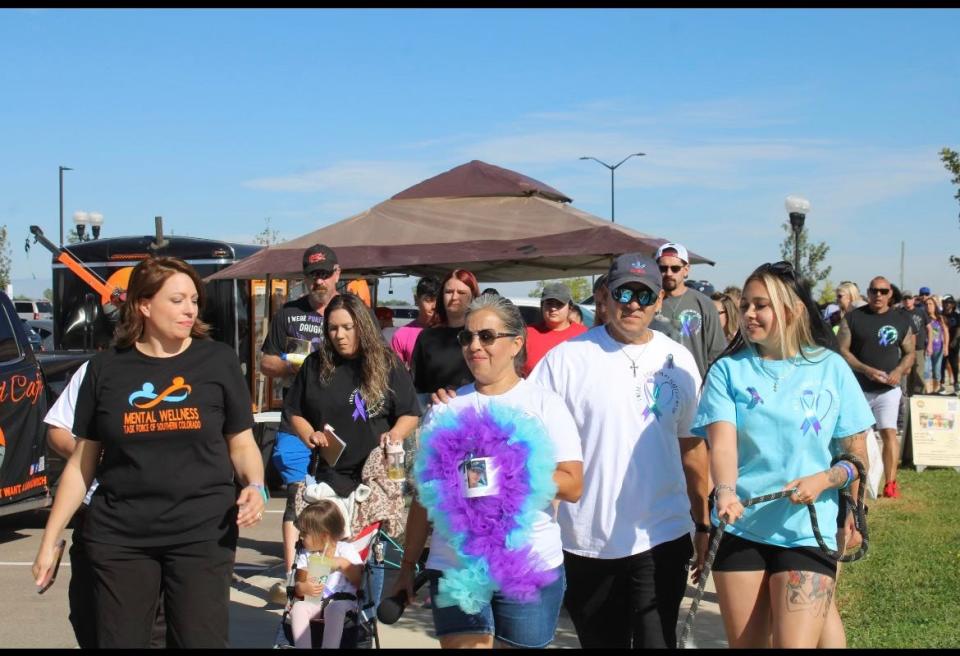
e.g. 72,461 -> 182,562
20,320 -> 43,352
14,298 -> 53,321
389,306 -> 419,328
25,319 -> 55,352
507,297 -> 595,328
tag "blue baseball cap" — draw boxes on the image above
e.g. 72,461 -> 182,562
919,286 -> 931,295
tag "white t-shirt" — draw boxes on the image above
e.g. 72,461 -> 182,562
530,326 -> 702,559
43,361 -> 98,506
423,379 -> 583,573
294,540 -> 363,599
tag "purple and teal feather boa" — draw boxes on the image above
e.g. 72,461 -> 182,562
414,401 -> 558,614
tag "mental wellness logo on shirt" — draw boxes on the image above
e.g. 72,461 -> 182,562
678,309 -> 703,337
796,388 -> 834,437
877,325 -> 899,346
123,376 -> 201,434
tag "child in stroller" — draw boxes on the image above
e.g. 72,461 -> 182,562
289,500 -> 364,648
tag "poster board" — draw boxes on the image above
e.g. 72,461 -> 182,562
909,395 -> 960,471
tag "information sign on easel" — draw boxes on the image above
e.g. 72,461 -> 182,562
909,396 -> 960,473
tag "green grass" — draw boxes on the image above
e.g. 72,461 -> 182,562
837,468 -> 960,648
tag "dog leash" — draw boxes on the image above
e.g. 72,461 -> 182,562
677,454 -> 867,648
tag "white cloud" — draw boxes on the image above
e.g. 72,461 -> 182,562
243,160 -> 437,198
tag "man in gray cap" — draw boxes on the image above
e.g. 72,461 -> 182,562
529,253 -> 710,648
652,242 -> 726,377
521,281 -> 588,376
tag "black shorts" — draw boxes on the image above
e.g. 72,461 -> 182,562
713,532 -> 837,578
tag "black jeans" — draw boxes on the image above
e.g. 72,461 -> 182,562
563,533 -> 693,648
84,532 -> 236,648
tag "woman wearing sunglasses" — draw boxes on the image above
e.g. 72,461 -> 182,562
691,261 -> 873,648
411,269 -> 481,402
392,294 -> 583,648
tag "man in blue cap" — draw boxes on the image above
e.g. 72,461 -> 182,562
530,252 -> 710,648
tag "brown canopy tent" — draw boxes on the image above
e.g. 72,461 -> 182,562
209,160 -> 713,282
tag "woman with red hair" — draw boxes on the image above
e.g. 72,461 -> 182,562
411,269 -> 480,397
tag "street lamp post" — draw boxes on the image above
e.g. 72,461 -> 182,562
59,165 -> 73,246
73,211 -> 105,242
785,195 -> 811,279
579,152 -> 645,223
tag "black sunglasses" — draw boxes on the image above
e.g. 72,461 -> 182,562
868,287 -> 891,295
757,261 -> 797,280
612,285 -> 658,306
659,265 -> 684,274
457,329 -> 519,347
308,269 -> 336,280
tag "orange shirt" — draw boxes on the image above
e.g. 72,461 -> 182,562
522,322 -> 588,377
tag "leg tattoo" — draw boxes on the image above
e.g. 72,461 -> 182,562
784,571 -> 834,617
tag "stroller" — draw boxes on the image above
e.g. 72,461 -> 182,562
273,520 -> 384,649
272,446 -> 414,649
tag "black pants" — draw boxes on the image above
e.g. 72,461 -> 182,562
563,533 -> 693,649
84,532 -> 236,648
68,510 -> 168,648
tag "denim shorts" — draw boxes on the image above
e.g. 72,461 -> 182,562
428,566 -> 565,648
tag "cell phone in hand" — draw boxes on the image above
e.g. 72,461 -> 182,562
38,539 -> 67,594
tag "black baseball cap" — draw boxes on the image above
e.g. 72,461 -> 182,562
302,244 -> 338,275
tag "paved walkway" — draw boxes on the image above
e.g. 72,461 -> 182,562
229,497 -> 728,649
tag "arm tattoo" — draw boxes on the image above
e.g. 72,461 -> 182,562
837,319 -> 852,350
901,331 -> 916,355
785,571 -> 835,617
826,465 -> 846,487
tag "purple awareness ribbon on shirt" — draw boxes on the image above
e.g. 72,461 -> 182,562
680,315 -> 694,337
746,387 -> 763,409
352,393 -> 368,422
799,390 -> 822,436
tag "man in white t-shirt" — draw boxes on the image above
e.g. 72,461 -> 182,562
530,252 -> 710,649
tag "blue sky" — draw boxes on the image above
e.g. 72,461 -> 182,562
3,8 -> 959,302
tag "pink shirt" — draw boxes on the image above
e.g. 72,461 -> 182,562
391,324 -> 425,368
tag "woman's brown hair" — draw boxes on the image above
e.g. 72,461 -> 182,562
114,256 -> 210,348
315,293 -> 399,409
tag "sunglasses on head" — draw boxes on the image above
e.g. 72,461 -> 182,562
457,329 -> 519,347
868,287 -> 891,295
308,269 -> 336,281
612,285 -> 658,306
659,265 -> 683,274
757,261 -> 797,280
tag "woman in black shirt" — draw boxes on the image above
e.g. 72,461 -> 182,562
31,257 -> 265,648
285,292 -> 421,497
411,269 -> 481,396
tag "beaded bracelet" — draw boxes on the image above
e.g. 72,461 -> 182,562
715,483 -> 738,498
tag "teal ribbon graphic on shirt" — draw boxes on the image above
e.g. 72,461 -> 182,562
746,387 -> 763,409
643,383 -> 664,421
680,314 -> 694,337
799,390 -> 822,436
352,393 -> 368,422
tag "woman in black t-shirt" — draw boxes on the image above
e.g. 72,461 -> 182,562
285,293 -> 421,495
31,257 -> 265,648
411,269 -> 481,396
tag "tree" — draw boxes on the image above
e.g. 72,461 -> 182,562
779,223 -> 831,287
816,278 -> 837,306
43,288 -> 53,301
528,277 -> 592,302
254,217 -> 283,246
941,148 -> 960,272
0,225 -> 11,291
